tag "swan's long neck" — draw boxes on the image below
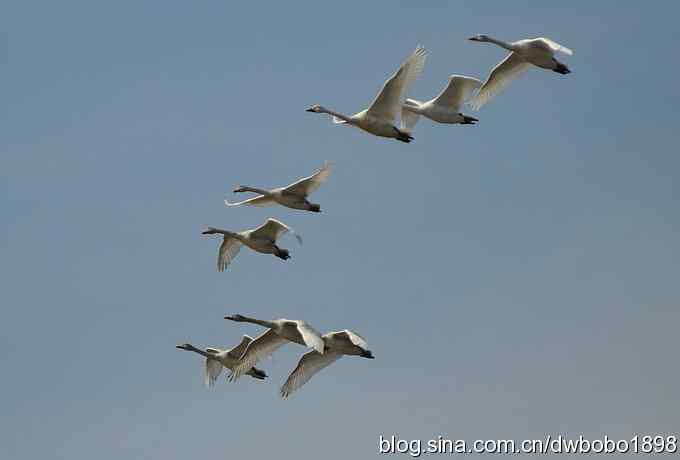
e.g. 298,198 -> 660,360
322,107 -> 353,124
182,344 -> 209,358
240,186 -> 272,196
205,228 -> 238,238
484,36 -> 517,52
234,315 -> 276,329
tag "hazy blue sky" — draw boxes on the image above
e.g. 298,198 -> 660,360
2,1 -> 679,458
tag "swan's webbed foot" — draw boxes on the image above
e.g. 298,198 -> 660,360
275,249 -> 291,260
461,115 -> 479,125
308,203 -> 321,213
393,127 -> 414,143
553,63 -> 571,75
250,368 -> 267,380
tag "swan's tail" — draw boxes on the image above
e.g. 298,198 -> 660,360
332,116 -> 347,124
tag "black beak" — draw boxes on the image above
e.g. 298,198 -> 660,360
305,108 -> 315,112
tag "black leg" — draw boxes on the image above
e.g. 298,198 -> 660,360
393,127 -> 414,143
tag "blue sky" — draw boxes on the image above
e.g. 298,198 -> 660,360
2,1 -> 679,458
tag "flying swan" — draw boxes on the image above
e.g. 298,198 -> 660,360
225,162 -> 332,212
306,46 -> 428,143
468,35 -> 573,110
224,314 -> 325,381
401,75 -> 482,134
202,218 -> 302,271
176,336 -> 267,386
280,330 -> 374,399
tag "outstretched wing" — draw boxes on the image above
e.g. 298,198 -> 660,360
400,106 -> 421,134
229,329 -> 289,381
536,37 -> 573,56
205,358 -> 223,387
217,237 -> 242,271
224,195 -> 276,207
280,351 -> 343,398
250,218 -> 302,244
295,321 -> 325,354
366,46 -> 428,122
227,335 -> 253,359
284,162 -> 332,197
432,75 -> 483,111
470,53 -> 531,110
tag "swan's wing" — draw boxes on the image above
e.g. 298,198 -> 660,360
204,357 -> 223,387
400,108 -> 421,134
224,195 -> 276,207
366,46 -> 428,121
470,53 -> 531,110
226,335 -> 253,360
537,37 -> 573,56
250,218 -> 302,244
217,237 -> 242,272
432,75 -> 483,111
280,350 -> 343,398
284,162 -> 332,197
229,329 -> 289,381
296,322 -> 325,354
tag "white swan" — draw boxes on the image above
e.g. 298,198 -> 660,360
468,35 -> 573,109
201,218 -> 302,271
176,336 -> 267,386
400,75 -> 482,134
306,46 -> 427,143
280,330 -> 373,399
225,162 -> 332,213
224,314 -> 325,381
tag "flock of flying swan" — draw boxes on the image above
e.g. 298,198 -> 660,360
178,34 -> 572,398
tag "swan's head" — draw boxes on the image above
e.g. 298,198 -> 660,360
468,34 -> 489,42
225,314 -> 247,322
176,343 -> 193,351
305,104 -> 325,113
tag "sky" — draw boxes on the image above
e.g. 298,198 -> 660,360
2,1 -> 679,458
